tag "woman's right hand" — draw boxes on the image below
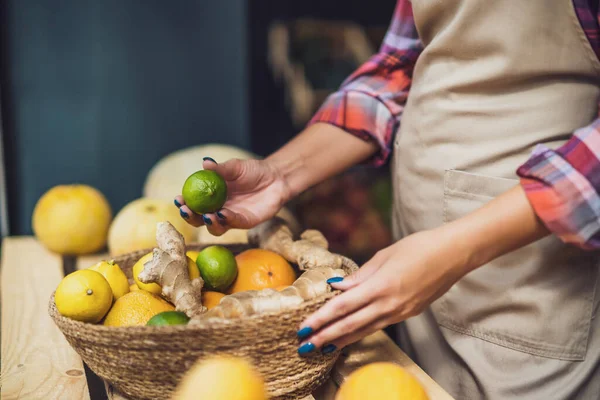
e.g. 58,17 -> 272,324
174,157 -> 294,236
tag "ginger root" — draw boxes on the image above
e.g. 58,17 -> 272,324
196,266 -> 346,320
138,222 -> 206,318
247,217 -> 342,271
139,218 -> 349,323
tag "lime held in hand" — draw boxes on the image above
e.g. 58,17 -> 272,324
182,170 -> 227,214
146,311 -> 190,326
196,245 -> 238,292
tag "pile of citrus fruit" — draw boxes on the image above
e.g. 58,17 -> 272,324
55,244 -> 298,327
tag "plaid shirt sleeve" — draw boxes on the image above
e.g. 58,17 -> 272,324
515,2 -> 600,250
517,118 -> 600,249
308,0 -> 423,167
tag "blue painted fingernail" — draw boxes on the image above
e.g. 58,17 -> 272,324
203,157 -> 217,164
174,199 -> 181,207
202,215 -> 212,225
180,209 -> 189,219
326,277 -> 344,284
216,211 -> 226,220
298,342 -> 316,355
297,326 -> 313,339
321,344 -> 337,354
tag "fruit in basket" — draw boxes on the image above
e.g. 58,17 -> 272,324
200,219 -> 348,319
142,220 -> 347,322
143,143 -> 257,201
107,198 -> 196,256
186,250 -> 200,261
335,362 -> 429,400
88,260 -> 129,300
203,266 -> 345,319
181,170 -> 228,214
173,356 -> 267,400
129,283 -> 139,292
33,184 -> 112,255
103,291 -> 175,327
227,249 -> 296,293
146,310 -> 190,326
55,270 -> 113,323
195,245 -> 238,292
132,252 -> 199,295
201,291 -> 225,310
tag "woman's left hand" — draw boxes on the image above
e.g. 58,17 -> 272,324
297,185 -> 550,355
296,226 -> 473,355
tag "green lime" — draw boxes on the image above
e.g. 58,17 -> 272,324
146,311 -> 190,326
182,170 -> 227,214
196,245 -> 238,292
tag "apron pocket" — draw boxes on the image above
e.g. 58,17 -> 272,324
433,169 -> 597,361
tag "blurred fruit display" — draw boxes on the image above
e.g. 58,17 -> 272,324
268,19 -> 384,129
294,168 -> 393,264
269,18 -> 394,264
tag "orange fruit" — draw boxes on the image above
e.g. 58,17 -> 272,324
173,356 -> 267,400
132,253 -> 199,295
228,249 -> 296,294
103,291 -> 175,327
202,291 -> 226,310
335,362 -> 429,400
274,285 -> 288,291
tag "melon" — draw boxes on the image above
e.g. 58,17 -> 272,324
107,198 -> 196,256
195,207 -> 301,244
143,144 -> 258,201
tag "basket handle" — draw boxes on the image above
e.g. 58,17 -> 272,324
248,217 -> 344,271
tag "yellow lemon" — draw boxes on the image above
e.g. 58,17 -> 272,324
186,250 -> 200,262
55,270 -> 113,323
88,260 -> 129,300
335,362 -> 429,400
173,356 -> 267,400
33,184 -> 112,255
130,283 -> 140,292
103,291 -> 175,327
132,253 -> 199,295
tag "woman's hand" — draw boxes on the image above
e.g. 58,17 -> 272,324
175,123 -> 380,236
296,185 -> 550,355
174,157 -> 294,236
296,226 -> 472,355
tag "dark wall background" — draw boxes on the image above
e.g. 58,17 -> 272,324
1,0 -> 249,235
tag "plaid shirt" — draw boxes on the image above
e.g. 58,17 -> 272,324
310,0 -> 600,249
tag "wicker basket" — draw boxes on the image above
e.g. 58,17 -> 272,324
49,243 -> 358,400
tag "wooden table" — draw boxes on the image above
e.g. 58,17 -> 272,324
1,237 -> 454,400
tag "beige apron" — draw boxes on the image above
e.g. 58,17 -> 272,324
392,0 -> 600,398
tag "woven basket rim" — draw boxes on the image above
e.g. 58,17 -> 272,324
49,244 -> 358,334
48,290 -> 339,333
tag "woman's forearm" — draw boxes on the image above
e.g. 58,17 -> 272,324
444,185 -> 551,276
266,123 -> 378,200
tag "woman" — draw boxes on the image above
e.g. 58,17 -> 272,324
175,1 -> 600,398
